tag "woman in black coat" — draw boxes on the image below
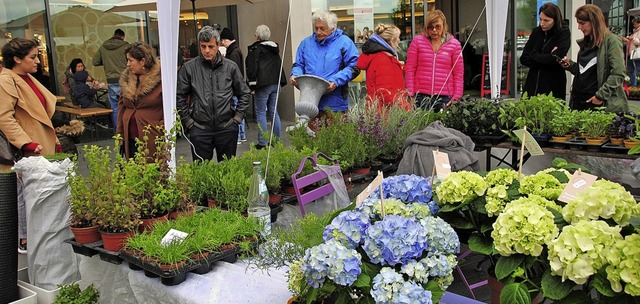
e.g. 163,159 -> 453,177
520,2 -> 571,99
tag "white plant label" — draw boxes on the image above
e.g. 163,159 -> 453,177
558,171 -> 597,203
161,228 -> 189,247
433,150 -> 451,180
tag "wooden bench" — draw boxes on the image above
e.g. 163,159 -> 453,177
56,106 -> 112,140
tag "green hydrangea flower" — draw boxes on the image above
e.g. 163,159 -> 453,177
485,185 -> 509,217
548,220 -> 622,284
492,200 -> 558,257
287,259 -> 306,296
484,168 -> 519,187
435,171 -> 487,205
563,179 -> 637,226
504,194 -> 561,213
519,172 -> 564,200
606,234 -> 640,296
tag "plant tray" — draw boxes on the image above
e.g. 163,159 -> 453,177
281,193 -> 298,205
564,139 -> 608,151
602,143 -> 630,154
119,247 -> 239,286
93,246 -> 123,265
64,238 -> 100,257
270,203 -> 284,223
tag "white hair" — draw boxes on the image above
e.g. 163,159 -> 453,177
312,10 -> 338,30
255,24 -> 271,40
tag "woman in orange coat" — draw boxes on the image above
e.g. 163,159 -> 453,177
117,41 -> 164,160
356,23 -> 410,111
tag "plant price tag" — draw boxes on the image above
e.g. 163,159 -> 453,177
558,171 -> 597,203
512,129 -> 544,156
161,228 -> 189,247
432,150 -> 451,179
355,171 -> 384,206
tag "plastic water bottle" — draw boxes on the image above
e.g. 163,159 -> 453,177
247,161 -> 271,236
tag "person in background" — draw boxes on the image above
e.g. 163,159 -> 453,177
290,10 -> 360,130
520,2 -> 571,99
93,29 -> 129,131
356,23 -> 410,112
622,17 -> 640,87
405,9 -> 463,111
117,42 -> 164,161
177,26 -> 250,162
73,71 -> 104,109
64,58 -> 96,98
0,37 -> 61,254
220,27 -> 247,145
560,4 -> 628,112
246,24 -> 288,150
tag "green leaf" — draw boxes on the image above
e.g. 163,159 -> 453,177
548,207 -> 569,230
541,269 -> 576,300
495,255 -> 524,280
437,203 -> 463,213
500,282 -> 530,304
334,290 -> 351,304
444,216 -> 475,229
628,143 -> 640,155
353,273 -> 371,288
548,170 -> 569,183
553,290 -> 594,304
630,216 -> 640,229
424,280 -> 444,303
591,270 -> 617,297
468,233 -> 494,255
480,222 -> 493,233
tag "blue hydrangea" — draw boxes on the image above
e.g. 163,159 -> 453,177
419,216 -> 460,255
371,174 -> 433,205
363,215 -> 428,266
323,210 -> 370,248
301,239 -> 362,288
371,267 -> 433,304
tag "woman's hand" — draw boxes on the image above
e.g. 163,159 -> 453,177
586,96 -> 603,105
559,56 -> 570,69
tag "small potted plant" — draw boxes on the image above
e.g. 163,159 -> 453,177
53,283 -> 100,304
582,110 -> 615,146
549,112 -> 574,144
609,112 -> 633,145
66,156 -> 100,244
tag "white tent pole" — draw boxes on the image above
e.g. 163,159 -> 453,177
486,0 -> 509,99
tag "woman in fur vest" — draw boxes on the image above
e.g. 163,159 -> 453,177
118,41 -> 164,160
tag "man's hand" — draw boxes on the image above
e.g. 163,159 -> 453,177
328,81 -> 337,91
290,76 -> 298,87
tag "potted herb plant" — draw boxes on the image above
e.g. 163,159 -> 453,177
53,283 -> 100,304
582,110 -> 615,145
66,156 -> 100,244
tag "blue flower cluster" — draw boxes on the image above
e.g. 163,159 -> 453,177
301,239 -> 362,288
322,211 -> 370,248
372,174 -> 433,205
363,215 -> 428,266
371,267 -> 433,304
419,216 -> 460,254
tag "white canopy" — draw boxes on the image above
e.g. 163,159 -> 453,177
485,0 -> 509,99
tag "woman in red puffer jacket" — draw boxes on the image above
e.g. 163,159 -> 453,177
357,23 -> 410,112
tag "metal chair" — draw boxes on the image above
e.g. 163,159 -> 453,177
455,249 -> 488,299
290,152 -> 341,216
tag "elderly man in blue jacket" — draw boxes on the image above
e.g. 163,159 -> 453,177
290,9 -> 360,131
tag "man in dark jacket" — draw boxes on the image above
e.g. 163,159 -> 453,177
73,71 -> 105,109
246,24 -> 287,149
177,26 -> 251,162
93,29 -> 129,130
220,27 -> 247,145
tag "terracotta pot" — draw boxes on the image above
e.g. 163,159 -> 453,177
269,193 -> 282,204
168,206 -> 195,220
624,139 -> 640,149
101,230 -> 135,252
488,275 -> 542,304
190,251 -> 210,260
207,198 -> 218,208
71,225 -> 101,244
610,137 -> 624,145
352,167 -> 371,175
219,243 -> 237,251
157,260 -> 186,271
585,137 -> 605,145
139,214 -> 168,232
551,135 -> 571,142
282,186 -> 297,195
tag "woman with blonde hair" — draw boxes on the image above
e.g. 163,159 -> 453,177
560,4 -> 628,112
405,10 -> 463,111
356,23 -> 410,111
118,41 -> 164,160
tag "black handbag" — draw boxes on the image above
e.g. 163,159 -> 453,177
0,130 -> 22,166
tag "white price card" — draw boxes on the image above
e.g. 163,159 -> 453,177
355,171 -> 384,206
558,171 -> 597,203
512,129 -> 545,156
160,228 -> 189,247
433,150 -> 452,179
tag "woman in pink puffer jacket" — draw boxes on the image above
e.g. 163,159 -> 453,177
406,9 -> 464,111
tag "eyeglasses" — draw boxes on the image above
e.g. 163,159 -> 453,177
427,24 -> 443,31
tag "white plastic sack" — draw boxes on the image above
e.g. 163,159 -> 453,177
13,156 -> 80,290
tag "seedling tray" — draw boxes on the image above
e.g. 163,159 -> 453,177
94,246 -> 123,265
120,247 -> 239,286
602,143 -> 630,154
64,238 -> 100,257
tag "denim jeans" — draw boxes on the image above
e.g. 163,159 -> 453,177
415,93 -> 451,112
107,82 -> 121,130
628,59 -> 640,87
254,84 -> 281,146
232,96 -> 246,140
